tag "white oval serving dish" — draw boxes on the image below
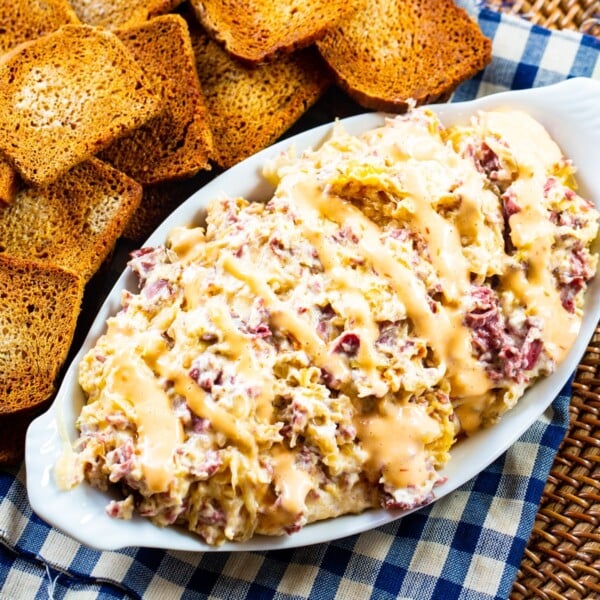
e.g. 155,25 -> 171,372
25,77 -> 600,552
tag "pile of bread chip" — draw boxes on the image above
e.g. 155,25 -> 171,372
0,0 -> 491,464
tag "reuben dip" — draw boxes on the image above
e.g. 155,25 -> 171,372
62,107 -> 599,545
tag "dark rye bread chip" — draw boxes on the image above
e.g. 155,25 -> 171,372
0,158 -> 142,282
0,0 -> 80,55
100,14 -> 213,185
0,25 -> 162,186
316,0 -> 492,111
186,15 -> 332,168
68,0 -> 185,29
0,255 -> 84,416
189,0 -> 350,63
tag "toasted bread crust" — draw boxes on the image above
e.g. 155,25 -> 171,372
100,15 -> 213,185
0,0 -> 80,54
69,0 -> 184,29
0,25 -> 162,186
190,0 -> 350,63
0,158 -> 142,281
316,0 -> 491,112
187,17 -> 331,168
0,255 -> 84,416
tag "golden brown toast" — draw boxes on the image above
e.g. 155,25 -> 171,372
0,158 -> 142,282
316,0 -> 492,111
189,0 -> 349,63
0,255 -> 84,416
68,0 -> 184,29
187,15 -> 331,168
0,0 -> 80,55
0,25 -> 162,186
100,15 -> 213,185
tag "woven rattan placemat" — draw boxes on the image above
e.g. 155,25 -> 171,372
486,0 -> 599,36
511,329 -> 600,598
491,3 -> 600,597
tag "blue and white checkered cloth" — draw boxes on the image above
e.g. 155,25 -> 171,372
1,8 -> 599,600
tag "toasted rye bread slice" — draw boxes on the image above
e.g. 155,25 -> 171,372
0,1 -> 80,202
0,158 -> 19,206
186,16 -> 331,168
189,0 -> 349,64
316,0 -> 492,111
0,255 -> 84,416
0,0 -> 80,54
100,15 -> 213,185
0,25 -> 162,187
69,0 -> 184,29
0,158 -> 142,282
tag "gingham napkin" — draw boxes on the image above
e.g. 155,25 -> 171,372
1,8 -> 599,600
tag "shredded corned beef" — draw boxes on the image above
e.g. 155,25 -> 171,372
105,439 -> 134,484
245,298 -> 272,338
142,278 -> 174,302
383,489 -> 434,511
128,246 -> 170,286
189,354 -> 224,392
556,244 -> 595,313
476,142 -> 502,179
501,188 -> 521,218
189,450 -> 222,479
332,332 -> 360,356
465,285 -> 544,383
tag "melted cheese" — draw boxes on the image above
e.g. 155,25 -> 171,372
287,178 -> 492,398
504,177 -> 580,361
110,355 -> 183,494
150,350 -> 257,454
302,228 -> 386,396
357,401 -> 441,489
222,253 -> 350,384
271,446 -> 313,516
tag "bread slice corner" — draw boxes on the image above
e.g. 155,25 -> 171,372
101,14 -> 213,185
68,0 -> 185,29
316,0 -> 492,111
0,158 -> 19,206
187,14 -> 331,168
0,158 -> 142,282
190,0 -> 350,63
0,0 -> 80,55
0,254 -> 84,416
0,24 -> 163,186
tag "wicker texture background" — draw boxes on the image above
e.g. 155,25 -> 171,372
511,335 -> 600,598
487,0 -> 600,36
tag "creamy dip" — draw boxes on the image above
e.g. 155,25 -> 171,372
66,107 -> 599,545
